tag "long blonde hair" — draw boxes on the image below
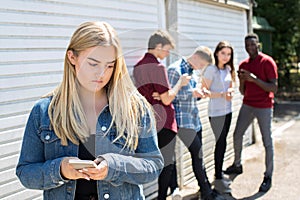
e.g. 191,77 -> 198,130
48,21 -> 154,150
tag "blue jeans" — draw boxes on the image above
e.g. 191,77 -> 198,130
233,104 -> 274,177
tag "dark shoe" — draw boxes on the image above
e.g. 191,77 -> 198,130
224,164 -> 243,175
201,189 -> 226,200
213,179 -> 232,194
259,176 -> 272,192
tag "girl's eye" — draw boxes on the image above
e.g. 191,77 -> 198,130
88,62 -> 98,67
107,64 -> 115,68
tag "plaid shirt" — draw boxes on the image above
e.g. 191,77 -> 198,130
167,58 -> 202,132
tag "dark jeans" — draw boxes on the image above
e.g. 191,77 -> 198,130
157,128 -> 178,200
209,112 -> 232,179
169,164 -> 178,193
177,128 -> 212,197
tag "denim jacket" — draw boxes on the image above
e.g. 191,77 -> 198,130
16,97 -> 163,200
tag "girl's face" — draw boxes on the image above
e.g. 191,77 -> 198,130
216,47 -> 232,66
68,46 -> 116,94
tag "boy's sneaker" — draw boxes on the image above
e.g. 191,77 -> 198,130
224,164 -> 243,175
259,176 -> 272,192
171,188 -> 182,200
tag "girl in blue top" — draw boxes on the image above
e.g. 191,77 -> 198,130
16,21 -> 163,200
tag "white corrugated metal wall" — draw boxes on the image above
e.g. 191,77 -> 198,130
0,0 -> 250,199
174,0 -> 249,187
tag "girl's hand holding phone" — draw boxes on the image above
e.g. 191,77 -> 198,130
80,160 -> 108,180
61,157 -> 108,181
60,157 -> 92,180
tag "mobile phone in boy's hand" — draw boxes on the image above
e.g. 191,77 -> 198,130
69,159 -> 97,169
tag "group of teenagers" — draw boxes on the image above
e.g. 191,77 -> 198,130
16,21 -> 278,200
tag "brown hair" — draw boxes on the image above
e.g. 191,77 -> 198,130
214,41 -> 236,82
148,30 -> 175,50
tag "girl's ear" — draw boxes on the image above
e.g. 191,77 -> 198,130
67,50 -> 77,65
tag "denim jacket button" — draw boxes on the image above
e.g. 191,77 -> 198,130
103,193 -> 109,199
45,135 -> 50,140
101,126 -> 107,131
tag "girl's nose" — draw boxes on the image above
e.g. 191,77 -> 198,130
98,65 -> 109,77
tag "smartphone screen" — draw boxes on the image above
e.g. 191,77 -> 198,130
69,159 -> 97,169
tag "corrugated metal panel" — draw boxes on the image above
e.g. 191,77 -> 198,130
176,0 -> 248,187
0,0 -> 162,199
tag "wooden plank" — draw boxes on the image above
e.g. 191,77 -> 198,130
0,140 -> 22,158
0,100 -> 36,116
0,179 -> 41,200
0,62 -> 63,77
0,0 -> 158,20
0,128 -> 24,144
0,168 -> 16,185
0,50 -> 65,63
1,189 -> 42,200
1,73 -> 62,89
0,38 -> 69,49
0,86 -> 57,103
0,114 -> 28,131
0,154 -> 19,170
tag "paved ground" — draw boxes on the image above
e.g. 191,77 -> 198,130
172,101 -> 300,200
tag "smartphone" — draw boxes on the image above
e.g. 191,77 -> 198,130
69,159 -> 97,169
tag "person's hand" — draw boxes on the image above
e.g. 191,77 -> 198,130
193,88 -> 210,98
152,92 -> 161,100
225,88 -> 234,101
179,73 -> 192,87
60,157 -> 91,180
81,160 -> 108,180
238,69 -> 256,82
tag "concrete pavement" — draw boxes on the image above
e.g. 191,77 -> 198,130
173,101 -> 300,200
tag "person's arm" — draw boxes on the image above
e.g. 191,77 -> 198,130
252,77 -> 277,93
202,78 -> 234,100
16,101 -> 71,190
159,74 -> 190,105
168,68 -> 192,100
99,111 -> 164,186
201,66 -> 224,98
201,77 -> 222,98
239,69 -> 278,93
239,78 -> 246,95
225,82 -> 234,101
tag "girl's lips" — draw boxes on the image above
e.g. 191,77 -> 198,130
93,80 -> 103,83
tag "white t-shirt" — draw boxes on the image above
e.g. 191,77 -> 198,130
203,64 -> 232,117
